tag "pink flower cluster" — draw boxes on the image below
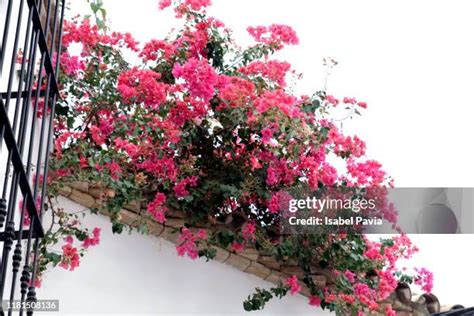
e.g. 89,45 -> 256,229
174,176 -> 199,198
159,0 -> 211,11
184,0 -> 211,11
327,95 -> 367,109
140,39 -> 176,62
353,283 -> 379,311
359,236 -> 432,309
52,1 -> 432,313
241,222 -> 256,241
117,67 -> 168,109
255,90 -> 300,118
347,159 -> 386,186
60,52 -> 85,77
285,275 -> 301,295
247,24 -> 299,49
172,58 -> 217,102
239,60 -> 291,87
18,197 -> 41,227
308,295 -> 321,307
114,138 -> 139,158
414,267 -> 434,293
58,243 -> 80,271
63,19 -> 138,55
176,227 -> 207,259
147,192 -> 168,223
376,270 -> 398,300
216,75 -> 255,108
328,127 -> 366,158
82,227 -> 101,248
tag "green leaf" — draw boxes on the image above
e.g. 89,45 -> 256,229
112,222 -> 124,234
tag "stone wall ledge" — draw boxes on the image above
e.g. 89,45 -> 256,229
56,182 -> 456,315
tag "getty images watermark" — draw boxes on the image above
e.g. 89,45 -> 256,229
287,196 -> 382,227
279,187 -> 474,234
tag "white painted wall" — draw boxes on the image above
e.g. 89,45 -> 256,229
36,197 -> 332,316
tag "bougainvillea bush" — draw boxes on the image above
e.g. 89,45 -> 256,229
39,0 -> 433,314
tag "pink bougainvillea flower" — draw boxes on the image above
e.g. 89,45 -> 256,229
147,192 -> 168,223
176,227 -> 200,259
82,227 -> 101,249
58,244 -> 80,271
216,75 -> 255,108
185,0 -> 211,11
344,270 -> 356,283
172,58 -> 217,102
239,60 -> 291,87
260,128 -> 273,144
117,67 -> 167,108
308,295 -> 321,307
140,39 -> 176,62
343,96 -> 357,104
247,24 -> 299,49
384,304 -> 396,316
158,0 -> 172,10
242,222 -> 256,242
285,275 -> 301,295
414,267 -> 434,293
79,156 -> 89,169
64,235 -> 74,244
60,51 -> 85,77
357,101 -> 367,108
231,241 -> 245,252
174,176 -> 199,198
326,95 -> 339,106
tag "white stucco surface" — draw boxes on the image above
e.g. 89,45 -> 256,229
36,196 -> 332,316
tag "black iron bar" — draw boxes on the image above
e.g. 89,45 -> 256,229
0,0 -> 14,75
2,0 -> 26,112
0,91 -> 46,99
0,0 -> 42,306
25,0 -> 65,312
0,0 -> 32,228
9,0 -> 54,313
0,0 -> 32,304
0,0 -> 64,314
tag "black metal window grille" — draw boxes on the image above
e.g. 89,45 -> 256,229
0,0 -> 65,315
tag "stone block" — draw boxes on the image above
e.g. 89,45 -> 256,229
265,271 -> 284,285
123,200 -> 141,213
245,261 -> 271,279
160,226 -> 180,244
310,266 -> 336,283
148,220 -> 165,236
58,185 -> 72,197
226,254 -> 251,271
69,189 -> 95,208
211,246 -> 230,263
258,255 -> 281,270
281,266 -> 305,279
165,218 -> 185,228
239,247 -> 259,261
120,209 -> 140,226
89,187 -> 104,198
69,181 -> 89,192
